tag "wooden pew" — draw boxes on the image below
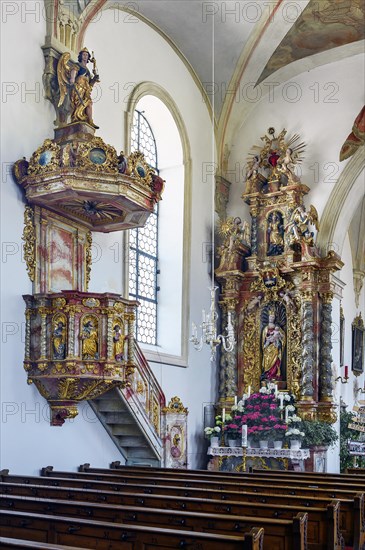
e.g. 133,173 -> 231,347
0,509 -> 263,550
0,538 -> 86,550
0,481 -> 339,550
40,466 -> 365,499
0,493 -> 307,550
347,468 -> 365,476
1,470 -> 362,548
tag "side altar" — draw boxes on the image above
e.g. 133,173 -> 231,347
216,128 -> 343,425
210,128 -> 343,469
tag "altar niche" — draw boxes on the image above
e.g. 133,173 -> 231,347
266,211 -> 284,257
260,303 -> 287,385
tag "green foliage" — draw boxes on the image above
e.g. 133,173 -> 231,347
340,409 -> 365,472
301,420 -> 338,448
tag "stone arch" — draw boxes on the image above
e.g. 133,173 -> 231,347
317,148 -> 365,256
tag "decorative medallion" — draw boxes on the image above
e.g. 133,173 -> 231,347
82,297 -> 100,308
89,148 -> 107,165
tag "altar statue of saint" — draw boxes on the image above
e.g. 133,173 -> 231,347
52,320 -> 66,360
267,212 -> 284,256
57,48 -> 100,128
261,310 -> 285,381
81,319 -> 99,360
113,324 -> 126,362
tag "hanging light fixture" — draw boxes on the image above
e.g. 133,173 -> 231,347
190,287 -> 236,361
189,18 -> 236,362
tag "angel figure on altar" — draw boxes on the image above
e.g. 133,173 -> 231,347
57,48 -> 100,128
261,308 -> 286,381
285,204 -> 319,247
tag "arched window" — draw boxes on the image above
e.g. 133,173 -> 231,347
127,92 -> 187,365
129,110 -> 159,345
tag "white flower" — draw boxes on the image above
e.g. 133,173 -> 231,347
287,415 -> 302,423
204,426 -> 221,436
259,387 -> 270,394
283,394 -> 292,402
285,428 -> 304,438
286,404 -> 296,412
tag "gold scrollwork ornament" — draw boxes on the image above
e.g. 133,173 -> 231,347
22,206 -> 36,282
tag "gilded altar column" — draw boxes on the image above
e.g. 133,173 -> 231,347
300,291 -> 315,400
319,292 -> 334,401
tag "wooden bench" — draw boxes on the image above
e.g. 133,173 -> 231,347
0,493 -> 307,550
347,468 -> 365,476
3,467 -> 364,548
0,538 -> 86,550
2,470 -> 362,548
0,509 -> 263,550
0,481 -> 339,550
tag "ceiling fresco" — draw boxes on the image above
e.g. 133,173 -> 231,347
256,0 -> 365,85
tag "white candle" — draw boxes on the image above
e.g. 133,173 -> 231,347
202,309 -> 206,322
241,424 -> 248,447
278,393 -> 284,409
274,384 -> 278,397
234,396 -> 237,406
222,408 -> 226,422
247,385 -> 251,397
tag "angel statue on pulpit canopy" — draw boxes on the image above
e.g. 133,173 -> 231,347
260,306 -> 286,382
57,47 -> 100,128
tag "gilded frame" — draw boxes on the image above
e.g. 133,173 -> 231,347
352,314 -> 364,375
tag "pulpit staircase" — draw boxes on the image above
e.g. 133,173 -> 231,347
90,343 -> 165,467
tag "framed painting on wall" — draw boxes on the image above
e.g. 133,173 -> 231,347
340,305 -> 345,367
352,314 -> 364,375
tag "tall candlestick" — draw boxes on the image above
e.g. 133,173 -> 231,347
241,424 -> 248,447
278,393 -> 284,409
222,408 -> 226,423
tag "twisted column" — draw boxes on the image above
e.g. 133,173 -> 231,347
319,292 -> 334,400
300,292 -> 315,399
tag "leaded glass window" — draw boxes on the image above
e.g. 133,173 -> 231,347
129,110 -> 159,345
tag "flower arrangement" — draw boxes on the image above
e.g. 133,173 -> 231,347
223,420 -> 242,440
284,414 -> 305,442
237,386 -> 288,444
204,426 -> 221,440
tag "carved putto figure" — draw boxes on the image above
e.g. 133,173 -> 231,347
57,48 -> 100,128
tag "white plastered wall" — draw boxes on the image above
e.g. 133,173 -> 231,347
0,6 -> 216,472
